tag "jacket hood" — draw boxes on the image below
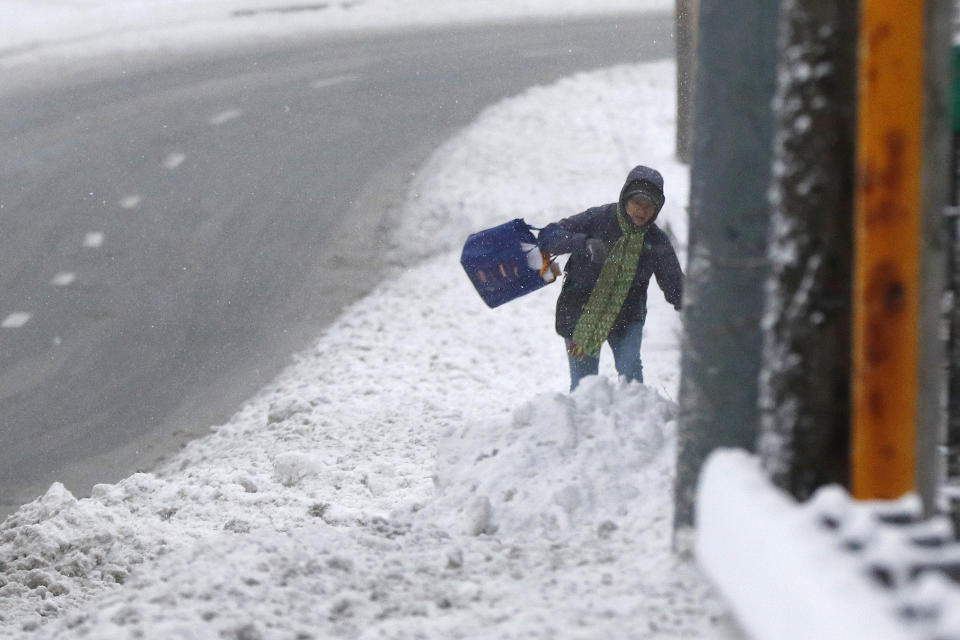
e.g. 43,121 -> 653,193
619,165 -> 665,225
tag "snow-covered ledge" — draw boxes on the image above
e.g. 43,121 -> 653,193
695,449 -> 915,640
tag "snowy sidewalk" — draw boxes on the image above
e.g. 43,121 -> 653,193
0,59 -> 735,637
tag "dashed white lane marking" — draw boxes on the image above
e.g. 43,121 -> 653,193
119,195 -> 142,209
51,272 -> 76,287
209,109 -> 242,125
84,232 -> 105,248
310,74 -> 360,89
2,313 -> 31,328
162,152 -> 186,169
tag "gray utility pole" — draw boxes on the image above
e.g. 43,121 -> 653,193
675,0 -> 699,164
921,0 -> 952,513
757,2 -> 857,500
674,1 -> 780,528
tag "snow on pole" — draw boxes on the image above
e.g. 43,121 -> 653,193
758,0 -> 857,500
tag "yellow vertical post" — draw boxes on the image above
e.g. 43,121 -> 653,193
852,0 -> 925,498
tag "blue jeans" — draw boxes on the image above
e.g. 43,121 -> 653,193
566,321 -> 645,391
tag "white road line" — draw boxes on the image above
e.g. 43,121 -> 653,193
51,272 -> 77,287
119,195 -> 142,209
209,109 -> 243,125
84,232 -> 105,248
162,152 -> 186,169
2,313 -> 31,328
310,74 -> 360,89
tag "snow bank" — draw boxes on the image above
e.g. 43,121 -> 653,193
426,377 -> 676,540
1,376 -> 721,639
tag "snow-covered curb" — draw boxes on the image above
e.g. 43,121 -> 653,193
697,450 -> 911,640
0,60 -> 734,638
697,449 -> 960,640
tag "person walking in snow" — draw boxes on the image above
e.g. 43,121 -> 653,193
537,165 -> 683,391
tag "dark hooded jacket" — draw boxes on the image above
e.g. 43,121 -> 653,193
537,165 -> 684,339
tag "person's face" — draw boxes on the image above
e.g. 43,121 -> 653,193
626,196 -> 657,227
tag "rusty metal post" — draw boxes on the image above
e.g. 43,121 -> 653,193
851,0 -> 926,500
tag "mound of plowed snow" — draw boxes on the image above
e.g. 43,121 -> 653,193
425,376 -> 676,539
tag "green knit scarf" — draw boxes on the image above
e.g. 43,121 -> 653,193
568,205 -> 647,360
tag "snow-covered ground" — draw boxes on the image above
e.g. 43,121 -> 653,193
0,1 -> 737,638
